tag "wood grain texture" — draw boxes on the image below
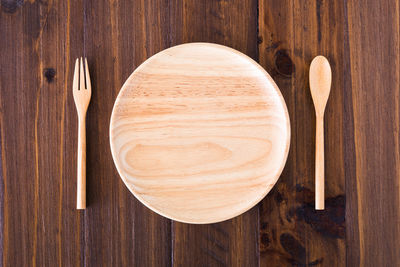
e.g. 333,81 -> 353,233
1,0 -> 400,265
110,43 -> 290,223
82,0 -> 174,266
258,0 -> 346,265
346,0 -> 400,265
1,1 -> 86,266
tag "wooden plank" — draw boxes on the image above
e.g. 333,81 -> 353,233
1,1 -> 84,266
1,3 -> 37,266
172,0 -> 260,266
258,0 -> 346,265
82,0 -> 179,266
37,1 -> 85,266
346,0 -> 400,265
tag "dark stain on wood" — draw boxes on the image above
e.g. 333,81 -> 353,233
257,35 -> 263,44
205,234 -> 229,252
1,0 -> 23,13
295,183 -> 314,202
294,185 -> 345,239
279,233 -> 306,265
274,190 -> 285,204
200,247 -> 227,266
280,233 -> 325,266
264,41 -> 282,52
274,49 -> 294,77
309,258 -> 324,266
260,222 -> 268,230
260,233 -> 270,248
297,198 -> 345,239
43,68 -> 56,83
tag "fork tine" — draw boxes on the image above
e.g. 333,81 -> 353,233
84,58 -> 91,91
80,57 -> 85,90
73,58 -> 79,91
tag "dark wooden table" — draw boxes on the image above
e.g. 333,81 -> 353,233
1,0 -> 399,266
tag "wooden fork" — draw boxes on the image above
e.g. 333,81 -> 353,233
73,57 -> 91,209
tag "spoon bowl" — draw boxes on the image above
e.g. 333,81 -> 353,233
310,55 -> 332,116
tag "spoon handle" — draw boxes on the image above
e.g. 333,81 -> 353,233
315,116 -> 324,210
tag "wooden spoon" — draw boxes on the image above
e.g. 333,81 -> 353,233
309,55 -> 332,210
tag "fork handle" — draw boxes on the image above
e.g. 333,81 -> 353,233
77,116 -> 86,209
315,116 -> 324,210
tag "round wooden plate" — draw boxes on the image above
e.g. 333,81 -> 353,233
110,43 -> 290,223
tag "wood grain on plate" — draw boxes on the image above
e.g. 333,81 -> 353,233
110,43 -> 290,223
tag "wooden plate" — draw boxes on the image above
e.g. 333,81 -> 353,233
110,43 -> 290,223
